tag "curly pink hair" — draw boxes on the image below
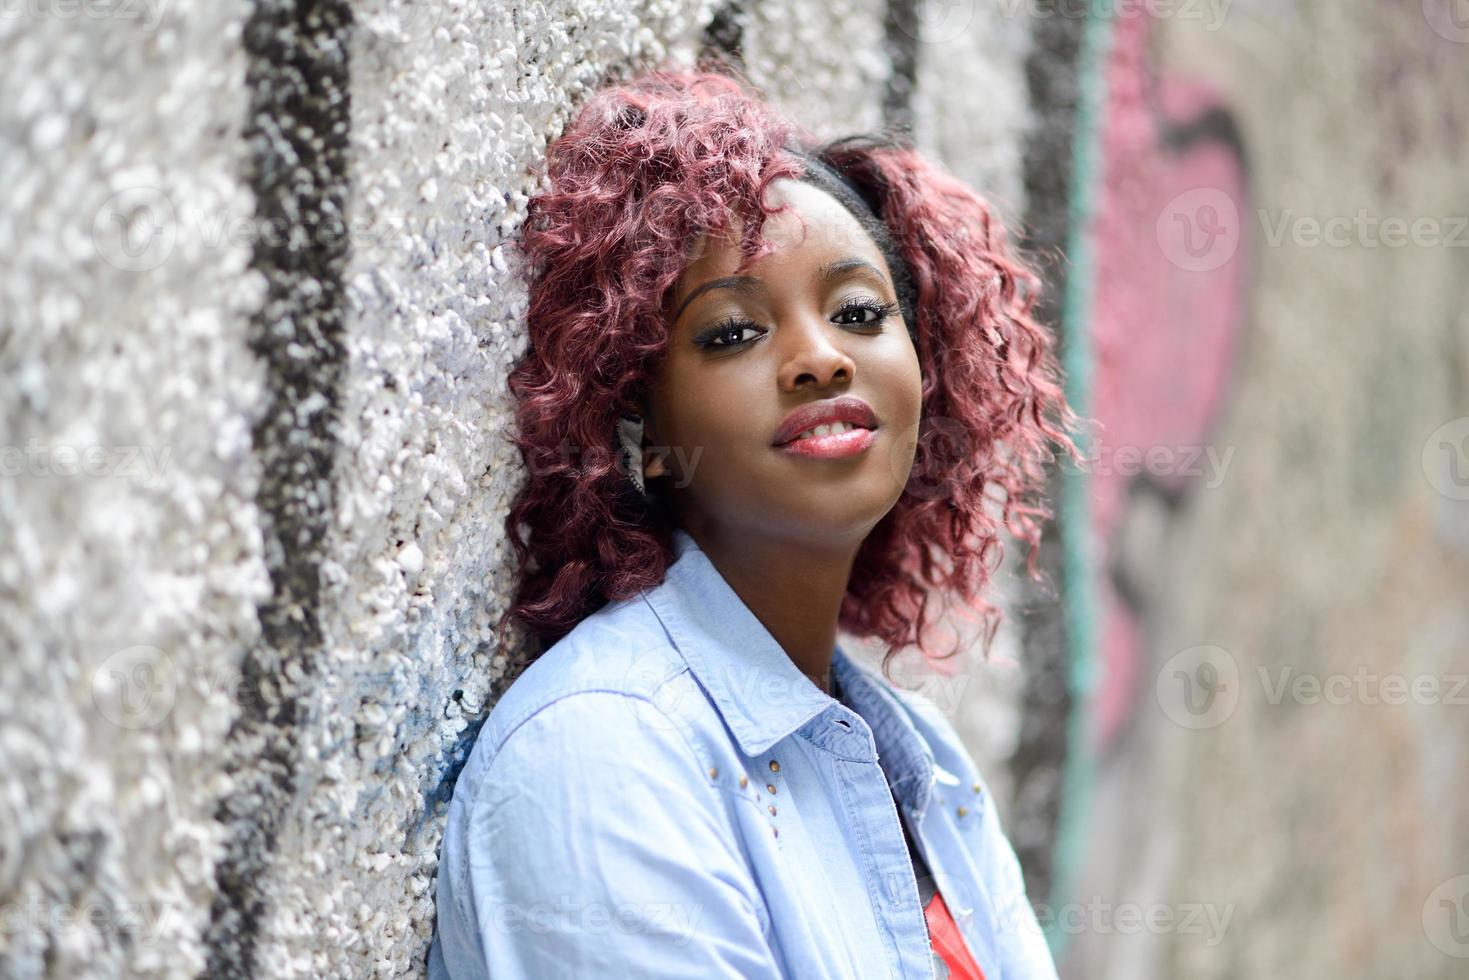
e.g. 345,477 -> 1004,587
498,63 -> 1084,678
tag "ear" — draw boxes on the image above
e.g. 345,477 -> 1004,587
639,405 -> 669,480
642,446 -> 668,481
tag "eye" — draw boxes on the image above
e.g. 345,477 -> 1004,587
692,298 -> 900,351
694,316 -> 765,349
834,297 -> 900,328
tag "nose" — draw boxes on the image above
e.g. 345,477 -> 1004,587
776,309 -> 856,391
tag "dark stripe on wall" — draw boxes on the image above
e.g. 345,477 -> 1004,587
203,1 -> 351,976
700,0 -> 745,62
1011,0 -> 1088,909
1157,104 -> 1248,164
882,0 -> 919,137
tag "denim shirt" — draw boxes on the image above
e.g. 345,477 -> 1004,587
428,528 -> 1058,979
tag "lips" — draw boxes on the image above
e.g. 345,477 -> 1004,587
771,396 -> 880,447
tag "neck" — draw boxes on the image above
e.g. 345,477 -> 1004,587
681,523 -> 860,697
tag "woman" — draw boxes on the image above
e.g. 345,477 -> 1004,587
430,64 -> 1083,979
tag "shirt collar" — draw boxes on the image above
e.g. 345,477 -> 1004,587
642,527 -> 939,809
643,528 -> 834,757
831,642 -> 938,816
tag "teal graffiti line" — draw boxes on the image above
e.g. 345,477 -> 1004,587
1044,0 -> 1113,961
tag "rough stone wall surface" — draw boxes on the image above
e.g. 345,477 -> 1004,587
8,1 -> 1037,977
276,1 -> 727,975
0,3 -> 266,978
1060,3 -> 1469,979
901,0 -> 1037,826
1154,4 -> 1469,978
739,0 -> 891,139
909,0 -> 1034,225
15,2 -> 1463,979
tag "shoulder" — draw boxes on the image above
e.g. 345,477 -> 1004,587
453,593 -> 712,810
434,694 -> 755,960
484,596 -> 684,737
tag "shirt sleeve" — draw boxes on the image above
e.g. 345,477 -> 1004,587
441,690 -> 784,980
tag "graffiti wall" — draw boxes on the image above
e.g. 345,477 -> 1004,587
2,1 -> 1465,978
1058,3 -> 1469,979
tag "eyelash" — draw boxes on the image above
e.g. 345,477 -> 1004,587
694,298 -> 901,350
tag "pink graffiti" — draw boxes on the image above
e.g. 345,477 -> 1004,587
1088,11 -> 1249,751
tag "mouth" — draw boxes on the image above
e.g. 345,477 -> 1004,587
776,424 -> 878,460
771,396 -> 881,460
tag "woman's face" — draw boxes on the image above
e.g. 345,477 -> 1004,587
641,177 -> 923,552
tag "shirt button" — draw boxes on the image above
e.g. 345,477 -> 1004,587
766,783 -> 777,794
708,767 -> 718,779
768,759 -> 780,773
767,804 -> 777,816
739,775 -> 749,789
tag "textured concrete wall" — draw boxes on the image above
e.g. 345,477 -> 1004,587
13,1 -> 1457,978
1146,3 -> 1469,976
0,2 -> 266,977
900,0 -> 1038,833
0,1 -> 1039,977
1058,2 -> 1469,978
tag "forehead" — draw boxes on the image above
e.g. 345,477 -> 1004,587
676,177 -> 885,287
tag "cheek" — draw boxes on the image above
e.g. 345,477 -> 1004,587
653,369 -> 763,480
876,336 -> 924,418
679,390 -> 762,476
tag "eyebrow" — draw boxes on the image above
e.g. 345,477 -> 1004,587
670,257 -> 890,326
